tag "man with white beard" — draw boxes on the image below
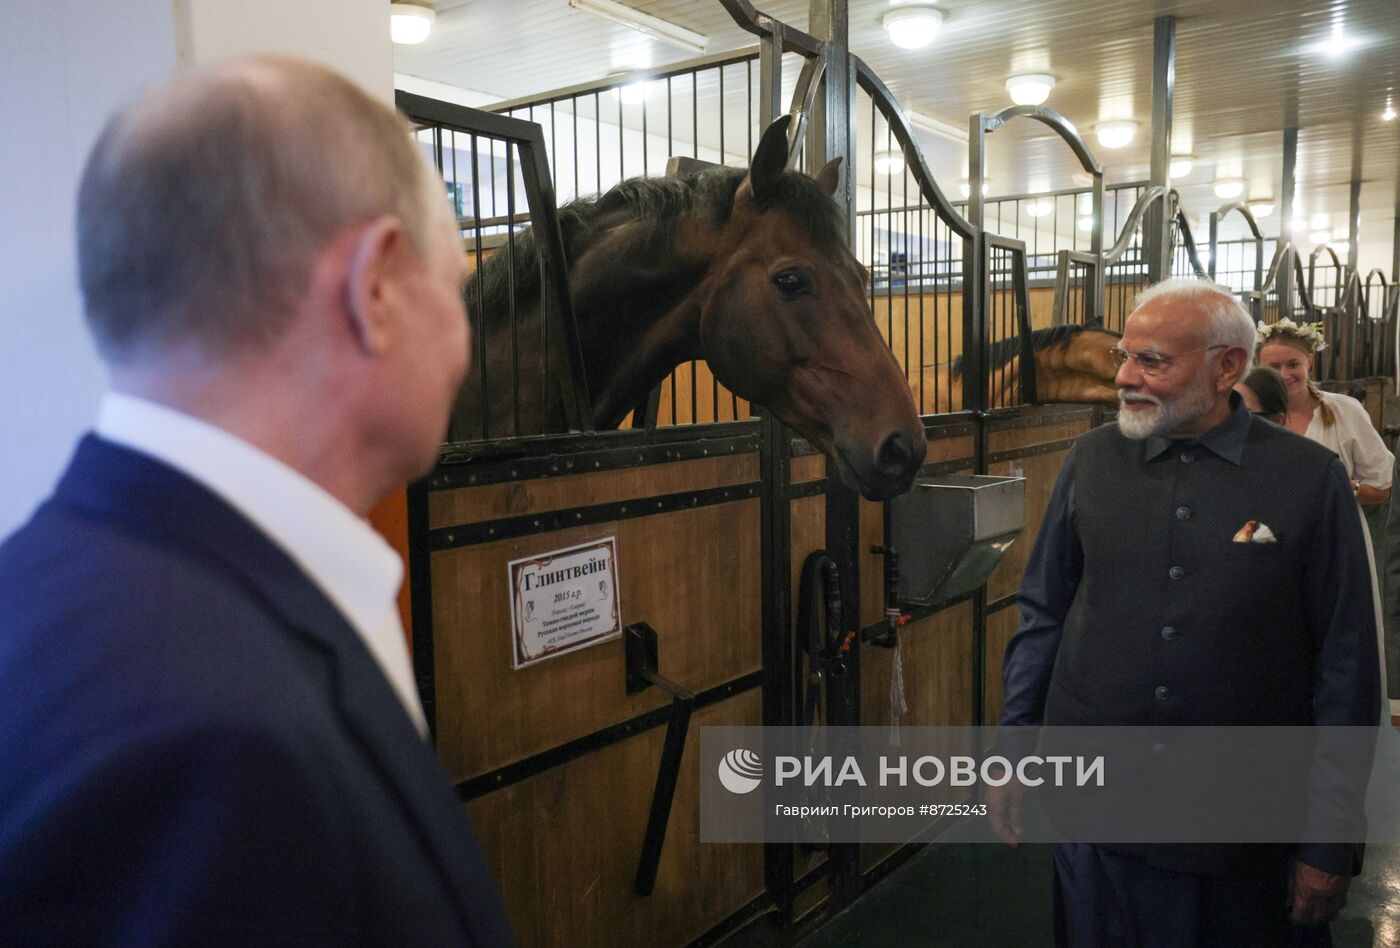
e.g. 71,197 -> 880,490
987,279 -> 1379,944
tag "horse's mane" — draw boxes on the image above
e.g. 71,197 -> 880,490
470,165 -> 845,319
950,323 -> 1119,379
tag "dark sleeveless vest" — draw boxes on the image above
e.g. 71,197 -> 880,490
1044,415 -> 1340,729
1040,416 -> 1348,875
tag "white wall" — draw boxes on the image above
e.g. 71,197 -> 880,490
0,0 -> 391,539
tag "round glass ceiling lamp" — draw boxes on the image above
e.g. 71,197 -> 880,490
1005,74 -> 1055,107
874,151 -> 906,176
1169,154 -> 1195,178
882,6 -> 944,50
1246,201 -> 1274,219
1213,179 -> 1245,200
390,3 -> 436,45
1094,120 -> 1137,149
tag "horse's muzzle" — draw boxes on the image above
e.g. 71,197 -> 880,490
837,429 -> 926,501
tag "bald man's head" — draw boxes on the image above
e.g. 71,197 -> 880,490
77,55 -> 435,362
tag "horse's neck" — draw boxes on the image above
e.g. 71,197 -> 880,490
570,215 -> 717,428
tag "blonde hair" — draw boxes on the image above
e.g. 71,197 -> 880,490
1257,332 -> 1335,426
77,55 -> 433,362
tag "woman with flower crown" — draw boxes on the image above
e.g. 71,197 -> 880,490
1256,317 -> 1392,507
1258,317 -> 1393,706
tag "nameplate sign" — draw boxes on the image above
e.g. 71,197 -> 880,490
509,537 -> 621,669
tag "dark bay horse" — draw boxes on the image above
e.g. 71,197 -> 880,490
463,116 -> 926,500
919,324 -> 1121,413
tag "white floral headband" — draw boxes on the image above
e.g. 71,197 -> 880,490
1256,317 -> 1327,353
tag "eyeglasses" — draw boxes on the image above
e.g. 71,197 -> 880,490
1109,345 -> 1227,376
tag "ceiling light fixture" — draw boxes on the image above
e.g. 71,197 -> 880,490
874,151 -> 905,176
1026,199 -> 1054,218
615,82 -> 645,105
1169,154 -> 1195,178
389,2 -> 436,45
1247,201 -> 1275,219
882,6 -> 944,50
568,0 -> 708,55
1384,102 -> 1397,122
1314,22 -> 1359,58
1006,74 -> 1056,107
1094,120 -> 1137,149
1213,178 -> 1245,200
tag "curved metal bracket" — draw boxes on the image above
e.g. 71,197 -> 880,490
851,55 -> 975,239
979,105 -> 1104,177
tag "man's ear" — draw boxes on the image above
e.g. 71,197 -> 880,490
345,216 -> 408,356
1220,346 -> 1250,391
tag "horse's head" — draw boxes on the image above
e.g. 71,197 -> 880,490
1041,325 -> 1122,406
696,117 -> 925,501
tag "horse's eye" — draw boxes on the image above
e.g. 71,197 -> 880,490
772,269 -> 809,299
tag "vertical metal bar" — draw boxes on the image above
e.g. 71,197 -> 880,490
470,134 -> 487,440
1348,175 -> 1362,273
1208,211 -> 1219,281
755,25 -> 793,925
1145,17 -> 1175,284
595,92 -> 602,197
1280,127 -> 1298,315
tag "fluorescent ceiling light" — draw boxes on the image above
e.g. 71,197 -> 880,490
1077,215 -> 1094,231
1094,120 -> 1136,149
1006,74 -> 1055,107
390,3 -> 435,45
874,151 -> 905,176
1247,201 -> 1275,219
1385,104 -> 1397,122
883,6 -> 944,50
1309,230 -> 1331,245
906,109 -> 969,143
569,0 -> 708,55
1311,22 -> 1360,58
1213,178 -> 1245,200
1169,154 -> 1195,178
1026,199 -> 1053,218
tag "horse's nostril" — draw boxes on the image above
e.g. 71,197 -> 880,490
876,432 -> 915,476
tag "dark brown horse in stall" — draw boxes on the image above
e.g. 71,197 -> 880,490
463,116 -> 926,500
919,324 -> 1122,413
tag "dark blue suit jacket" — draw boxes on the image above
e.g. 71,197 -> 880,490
0,436 -> 513,946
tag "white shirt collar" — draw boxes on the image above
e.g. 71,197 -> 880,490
95,391 -> 427,736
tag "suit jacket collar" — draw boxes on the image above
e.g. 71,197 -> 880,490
52,435 -> 509,945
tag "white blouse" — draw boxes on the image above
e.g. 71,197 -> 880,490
1305,390 -> 1394,489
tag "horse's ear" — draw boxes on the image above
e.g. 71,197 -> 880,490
739,114 -> 792,204
814,157 -> 842,198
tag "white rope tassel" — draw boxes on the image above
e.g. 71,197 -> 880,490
890,635 -> 908,746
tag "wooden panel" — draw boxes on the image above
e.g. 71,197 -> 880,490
986,416 -> 1091,456
429,453 -> 758,527
789,453 -> 826,484
862,602 -> 975,729
467,689 -> 764,948
432,498 -> 761,780
368,485 -> 413,644
982,607 -> 1021,726
984,447 -> 1073,604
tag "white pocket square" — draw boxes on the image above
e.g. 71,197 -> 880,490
1232,520 -> 1277,543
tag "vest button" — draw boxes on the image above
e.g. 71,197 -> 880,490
1175,506 -> 1191,520
1161,626 -> 1177,640
1180,452 -> 1195,464
1168,566 -> 1185,580
1154,685 -> 1169,701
